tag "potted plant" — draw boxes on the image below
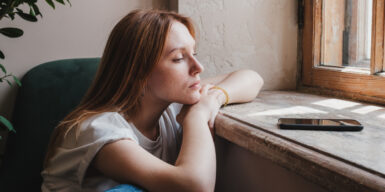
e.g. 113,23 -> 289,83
0,0 -> 71,139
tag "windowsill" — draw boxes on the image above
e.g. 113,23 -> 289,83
214,91 -> 385,191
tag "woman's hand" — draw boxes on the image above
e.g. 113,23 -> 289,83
177,84 -> 224,133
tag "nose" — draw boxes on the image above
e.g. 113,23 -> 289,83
189,56 -> 204,76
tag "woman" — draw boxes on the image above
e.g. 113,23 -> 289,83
42,9 -> 263,192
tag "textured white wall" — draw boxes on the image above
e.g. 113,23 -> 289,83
179,0 -> 298,90
1,0 -> 298,118
179,1 -> 300,189
0,0 -> 158,118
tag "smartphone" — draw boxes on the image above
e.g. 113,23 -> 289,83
278,118 -> 363,131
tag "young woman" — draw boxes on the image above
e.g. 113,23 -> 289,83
42,9 -> 263,192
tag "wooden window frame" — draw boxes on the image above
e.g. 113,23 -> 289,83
301,0 -> 385,104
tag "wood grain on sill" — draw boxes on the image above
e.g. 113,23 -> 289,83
214,91 -> 385,192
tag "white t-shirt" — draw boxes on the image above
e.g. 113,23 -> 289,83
41,103 -> 183,192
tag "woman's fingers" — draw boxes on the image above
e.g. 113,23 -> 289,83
208,117 -> 215,129
208,109 -> 219,139
200,84 -> 213,95
208,107 -> 219,128
179,83 -> 222,130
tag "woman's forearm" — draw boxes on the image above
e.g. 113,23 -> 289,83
175,112 -> 216,192
216,69 -> 264,105
204,69 -> 264,105
169,70 -> 263,190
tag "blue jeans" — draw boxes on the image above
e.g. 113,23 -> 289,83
105,184 -> 145,192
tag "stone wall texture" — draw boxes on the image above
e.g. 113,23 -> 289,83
179,0 -> 298,90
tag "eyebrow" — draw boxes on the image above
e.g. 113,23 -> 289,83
167,47 -> 184,56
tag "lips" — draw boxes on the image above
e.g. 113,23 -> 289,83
189,80 -> 201,89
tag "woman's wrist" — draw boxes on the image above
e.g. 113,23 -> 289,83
210,86 -> 229,106
182,111 -> 209,126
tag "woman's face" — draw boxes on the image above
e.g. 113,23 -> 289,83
146,21 -> 204,105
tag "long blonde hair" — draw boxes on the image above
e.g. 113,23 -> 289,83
44,9 -> 195,167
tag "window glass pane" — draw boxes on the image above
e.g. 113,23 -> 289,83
321,0 -> 372,68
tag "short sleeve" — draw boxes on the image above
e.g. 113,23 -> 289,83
74,112 -> 139,185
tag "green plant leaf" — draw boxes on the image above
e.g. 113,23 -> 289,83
66,0 -> 72,6
16,8 -> 38,22
0,64 -> 6,74
0,50 -> 4,59
45,0 -> 55,9
29,6 -> 36,16
55,0 -> 65,5
8,12 -> 15,20
0,28 -> 24,38
5,79 -> 12,87
0,115 -> 16,133
32,4 -> 42,17
13,75 -> 22,87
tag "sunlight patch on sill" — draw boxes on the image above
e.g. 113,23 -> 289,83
316,66 -> 370,75
246,106 -> 327,117
378,113 -> 385,119
351,106 -> 384,114
340,67 -> 370,74
312,99 -> 361,110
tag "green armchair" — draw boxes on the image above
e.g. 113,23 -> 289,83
0,58 -> 100,191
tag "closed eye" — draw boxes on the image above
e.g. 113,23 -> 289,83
172,52 -> 197,63
172,57 -> 184,63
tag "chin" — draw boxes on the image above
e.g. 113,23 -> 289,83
179,92 -> 201,105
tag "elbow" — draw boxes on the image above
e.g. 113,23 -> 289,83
187,174 -> 215,192
176,169 -> 214,192
252,70 -> 264,90
242,69 -> 264,96
170,165 -> 215,192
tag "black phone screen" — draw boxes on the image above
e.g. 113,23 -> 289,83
278,118 -> 363,131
